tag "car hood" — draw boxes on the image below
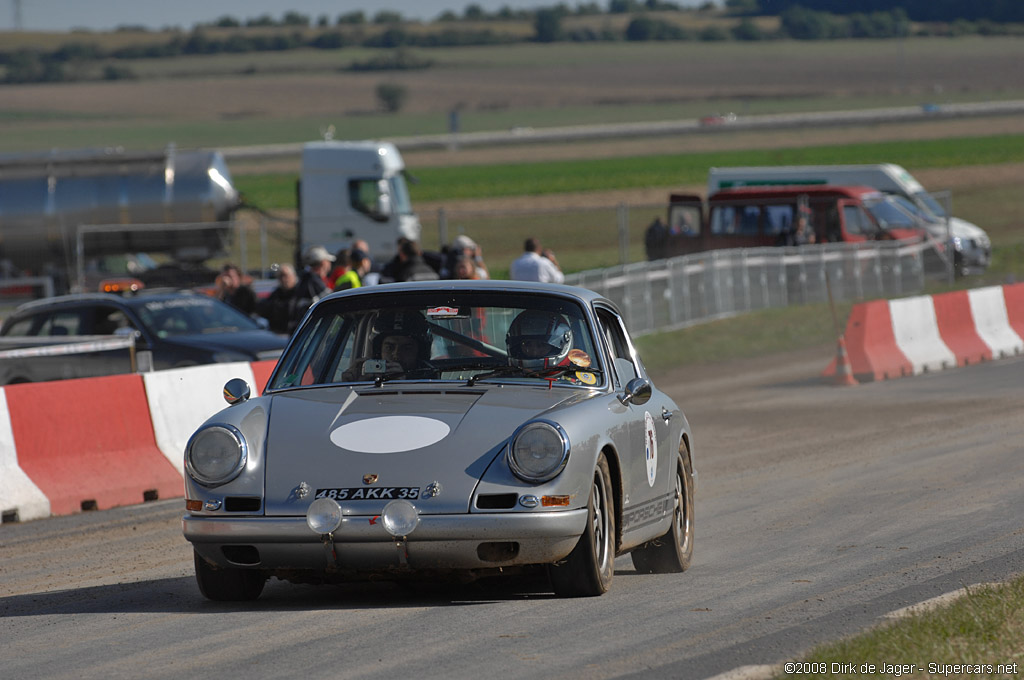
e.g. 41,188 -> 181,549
263,385 -> 589,515
161,330 -> 287,359
924,217 -> 989,243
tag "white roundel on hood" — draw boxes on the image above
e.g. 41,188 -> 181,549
330,416 -> 451,453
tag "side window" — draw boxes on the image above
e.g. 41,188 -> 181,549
843,205 -> 871,236
739,205 -> 760,234
1,315 -> 39,336
669,204 -> 701,237
41,311 -> 83,336
596,308 -> 638,385
710,206 -> 737,235
90,306 -> 131,335
348,178 -> 387,220
764,205 -> 795,235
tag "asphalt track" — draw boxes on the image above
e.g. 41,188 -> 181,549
2,348 -> 1023,680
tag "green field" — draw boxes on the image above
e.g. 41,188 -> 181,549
236,133 -> 1024,207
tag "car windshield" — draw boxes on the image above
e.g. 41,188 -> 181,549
133,296 -> 260,338
268,291 -> 602,389
864,197 -> 921,231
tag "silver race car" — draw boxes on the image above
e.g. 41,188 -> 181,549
182,280 -> 695,600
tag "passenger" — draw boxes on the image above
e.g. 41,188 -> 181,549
506,309 -> 573,371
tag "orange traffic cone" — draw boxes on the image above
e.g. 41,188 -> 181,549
833,335 -> 859,386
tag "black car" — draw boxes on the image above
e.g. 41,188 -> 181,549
0,291 -> 287,384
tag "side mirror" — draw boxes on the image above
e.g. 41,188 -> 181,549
618,377 -> 652,406
223,378 -> 251,405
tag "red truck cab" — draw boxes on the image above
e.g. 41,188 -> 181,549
658,185 -> 928,259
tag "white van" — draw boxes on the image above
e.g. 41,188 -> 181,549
707,164 -> 990,275
299,141 -> 421,262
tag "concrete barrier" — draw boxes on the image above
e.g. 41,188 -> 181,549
4,374 -> 183,517
0,389 -> 51,523
144,362 -> 256,475
0,361 -> 274,522
825,283 -> 1024,382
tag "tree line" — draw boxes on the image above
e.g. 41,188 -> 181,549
2,1 -> 1022,85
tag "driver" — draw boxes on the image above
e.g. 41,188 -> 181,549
506,309 -> 573,371
345,311 -> 432,380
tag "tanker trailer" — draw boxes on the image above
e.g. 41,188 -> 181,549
0,146 -> 240,291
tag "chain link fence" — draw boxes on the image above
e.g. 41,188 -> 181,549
565,240 -> 933,337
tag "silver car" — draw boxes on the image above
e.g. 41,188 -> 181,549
182,280 -> 695,600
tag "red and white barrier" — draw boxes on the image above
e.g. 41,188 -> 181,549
0,361 -> 276,523
824,282 -> 1024,382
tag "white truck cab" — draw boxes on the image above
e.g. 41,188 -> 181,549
707,164 -> 991,275
299,141 -> 421,260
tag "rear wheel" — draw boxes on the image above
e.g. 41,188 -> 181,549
193,550 -> 266,602
630,443 -> 694,574
549,453 -> 615,597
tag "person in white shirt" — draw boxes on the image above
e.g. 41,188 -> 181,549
509,237 -> 564,283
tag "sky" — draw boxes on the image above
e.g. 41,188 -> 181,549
5,0 -> 701,32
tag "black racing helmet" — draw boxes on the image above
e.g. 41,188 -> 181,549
371,310 -> 431,358
506,309 -> 573,370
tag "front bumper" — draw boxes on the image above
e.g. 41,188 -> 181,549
184,509 -> 588,573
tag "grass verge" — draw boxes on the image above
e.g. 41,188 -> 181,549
633,301 -> 848,374
774,575 -> 1024,679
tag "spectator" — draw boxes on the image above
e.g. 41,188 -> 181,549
257,264 -> 303,335
298,244 -> 335,302
644,217 -> 669,261
778,213 -> 817,247
443,234 -> 489,280
509,237 -> 564,283
452,255 -> 480,280
215,263 -> 257,316
327,248 -> 352,286
394,240 -> 440,282
335,248 -> 375,289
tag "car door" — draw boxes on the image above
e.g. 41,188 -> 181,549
594,305 -> 674,542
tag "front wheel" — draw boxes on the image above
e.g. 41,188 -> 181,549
194,550 -> 266,602
549,453 -> 616,597
630,443 -> 694,574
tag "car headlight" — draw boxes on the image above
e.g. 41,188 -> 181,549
508,420 -> 570,483
185,424 -> 247,487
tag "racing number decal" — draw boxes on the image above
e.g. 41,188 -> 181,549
644,411 -> 658,487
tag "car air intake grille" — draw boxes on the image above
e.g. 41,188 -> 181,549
225,497 -> 262,512
476,493 -> 518,510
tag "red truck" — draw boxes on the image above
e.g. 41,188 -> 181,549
650,185 -> 929,260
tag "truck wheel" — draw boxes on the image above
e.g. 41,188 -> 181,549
193,550 -> 266,602
549,453 -> 615,597
630,443 -> 694,574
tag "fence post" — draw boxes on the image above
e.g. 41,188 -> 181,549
437,207 -> 448,250
618,203 -> 629,266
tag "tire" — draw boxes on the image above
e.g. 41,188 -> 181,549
193,550 -> 266,602
549,453 -> 615,597
630,442 -> 694,574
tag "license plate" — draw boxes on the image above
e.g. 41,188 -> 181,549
315,487 -> 419,501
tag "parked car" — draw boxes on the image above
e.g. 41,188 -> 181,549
182,280 -> 695,601
0,291 -> 287,384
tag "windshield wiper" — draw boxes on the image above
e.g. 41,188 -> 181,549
467,365 -> 528,386
467,364 -> 602,386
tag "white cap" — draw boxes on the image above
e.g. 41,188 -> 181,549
304,245 -> 336,264
452,235 -> 477,251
